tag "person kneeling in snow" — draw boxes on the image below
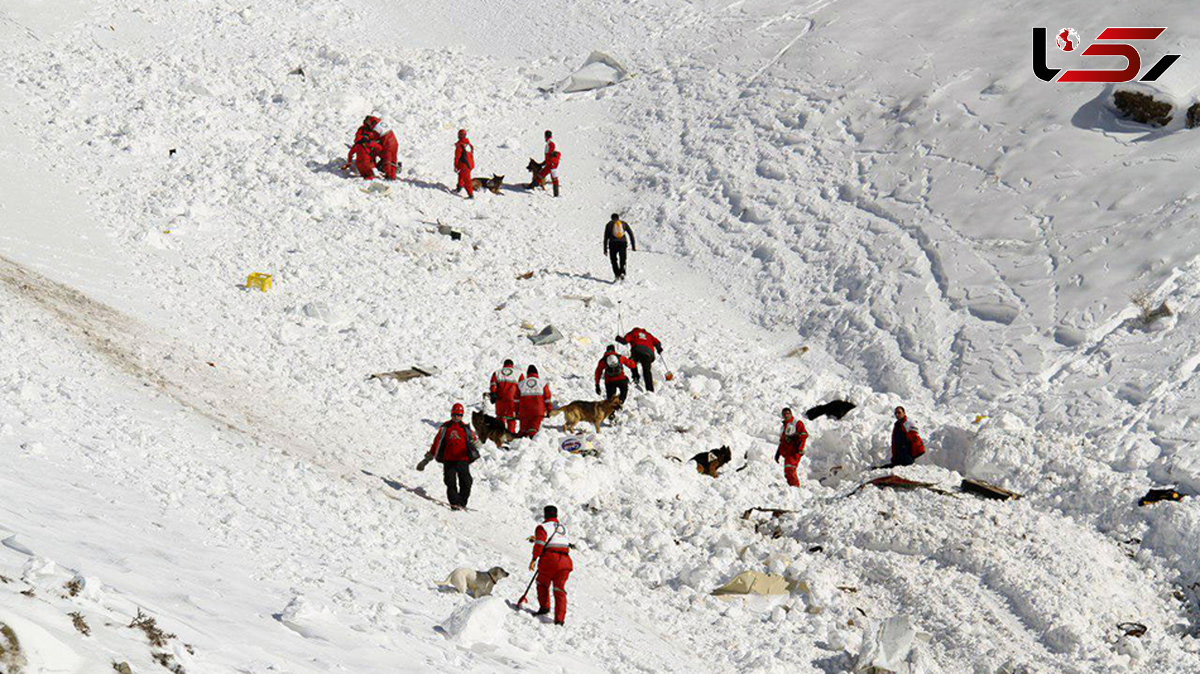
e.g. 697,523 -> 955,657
889,406 -> 926,467
345,115 -> 400,180
530,505 -> 572,626
775,407 -> 808,487
417,403 -> 480,510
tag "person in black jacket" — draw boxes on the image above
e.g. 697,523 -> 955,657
603,213 -> 636,281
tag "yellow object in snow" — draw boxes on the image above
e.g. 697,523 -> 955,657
973,414 -> 989,424
246,272 -> 273,292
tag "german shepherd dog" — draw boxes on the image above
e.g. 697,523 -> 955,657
691,446 -> 733,478
548,396 -> 622,433
472,410 -> 516,447
470,174 -> 504,194
526,158 -> 547,189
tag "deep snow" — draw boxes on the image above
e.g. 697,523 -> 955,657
1,0 -> 1199,672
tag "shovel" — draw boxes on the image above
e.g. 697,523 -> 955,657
514,528 -> 559,611
660,352 -> 675,382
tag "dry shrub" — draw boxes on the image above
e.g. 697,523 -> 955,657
1113,90 -> 1173,127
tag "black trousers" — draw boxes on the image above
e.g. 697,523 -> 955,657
608,244 -> 627,280
604,378 -> 630,403
631,349 -> 655,392
442,461 -> 473,507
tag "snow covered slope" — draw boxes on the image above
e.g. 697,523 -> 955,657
1,0 -> 1199,672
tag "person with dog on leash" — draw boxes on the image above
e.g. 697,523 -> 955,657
417,403 -> 480,510
488,359 -> 521,433
775,407 -> 808,487
534,130 -> 561,197
594,345 -> 639,403
603,213 -> 636,281
517,365 -> 553,437
616,326 -> 661,392
453,128 -> 475,199
889,406 -> 926,467
530,505 -> 573,625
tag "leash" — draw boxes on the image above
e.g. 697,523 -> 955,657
515,523 -> 561,609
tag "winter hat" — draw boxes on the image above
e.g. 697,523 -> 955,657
503,358 -> 514,367
451,403 -> 465,417
527,364 -> 538,376
545,129 -> 553,138
365,115 -> 380,127
543,505 -> 558,520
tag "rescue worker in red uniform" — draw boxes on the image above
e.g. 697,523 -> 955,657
594,345 -> 638,403
535,129 -> 561,197
529,504 -> 572,625
418,403 -> 480,510
453,129 -> 475,198
890,406 -> 926,467
488,359 -> 521,433
616,327 -> 661,392
517,365 -> 552,437
346,116 -> 383,180
775,407 -> 808,487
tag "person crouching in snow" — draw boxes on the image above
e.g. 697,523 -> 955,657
453,129 -> 475,198
517,365 -> 552,437
530,505 -> 572,625
346,115 -> 383,180
417,403 -> 480,510
890,406 -> 926,467
775,407 -> 808,487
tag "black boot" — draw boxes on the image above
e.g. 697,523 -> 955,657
533,608 -> 550,616
552,183 -> 560,197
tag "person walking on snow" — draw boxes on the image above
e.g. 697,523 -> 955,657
517,365 -> 553,437
532,129 -> 561,197
603,213 -> 635,281
890,406 -> 926,467
530,505 -> 572,625
488,359 -> 521,433
453,129 -> 475,198
616,326 -> 661,392
594,345 -> 639,403
775,407 -> 808,487
417,403 -> 480,510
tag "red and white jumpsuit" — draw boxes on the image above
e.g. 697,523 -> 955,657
489,366 -> 521,433
538,137 -> 560,190
517,375 -> 552,437
532,518 -> 573,623
454,136 -> 475,196
777,415 -> 808,487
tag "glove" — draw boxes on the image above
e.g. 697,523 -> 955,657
773,452 -> 781,463
595,384 -> 601,396
656,345 -> 663,354
416,454 -> 432,471
488,392 -> 497,404
528,559 -> 537,571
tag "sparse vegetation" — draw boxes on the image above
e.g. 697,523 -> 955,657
69,611 -> 91,636
129,608 -> 176,648
0,622 -> 25,673
64,577 -> 83,597
152,651 -> 186,673
0,575 -> 11,584
112,663 -> 133,674
1113,90 -> 1173,127
1188,102 -> 1200,129
1132,289 -> 1173,325
19,588 -> 34,598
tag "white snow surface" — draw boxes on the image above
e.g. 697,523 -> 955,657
1,0 -> 1199,672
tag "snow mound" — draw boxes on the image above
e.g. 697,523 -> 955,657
438,596 -> 509,646
555,51 -> 629,93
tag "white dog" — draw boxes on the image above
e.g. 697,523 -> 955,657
440,566 -> 509,598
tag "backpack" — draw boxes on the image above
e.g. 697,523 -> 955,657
611,220 -> 624,239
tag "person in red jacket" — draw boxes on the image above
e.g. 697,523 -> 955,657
489,359 -> 521,433
345,115 -> 384,180
417,403 -> 480,510
453,129 -> 475,199
535,129 -> 561,197
775,407 -> 808,487
594,345 -> 638,403
615,327 -> 661,392
517,365 -> 552,437
529,504 -> 572,625
890,406 -> 926,467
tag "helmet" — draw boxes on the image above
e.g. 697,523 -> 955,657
451,403 -> 465,417
458,128 -> 467,138
606,354 -> 619,367
365,115 -> 380,127
605,344 -> 616,353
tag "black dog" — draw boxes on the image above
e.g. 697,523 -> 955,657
691,446 -> 733,478
805,400 -> 856,421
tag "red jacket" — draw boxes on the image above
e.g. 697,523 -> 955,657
544,139 -> 560,169
430,420 -> 479,463
532,518 -> 571,563
618,328 -> 661,354
891,418 -> 926,462
455,139 -> 475,171
595,354 -> 637,384
777,417 -> 808,459
490,366 -> 521,406
517,375 -> 552,416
